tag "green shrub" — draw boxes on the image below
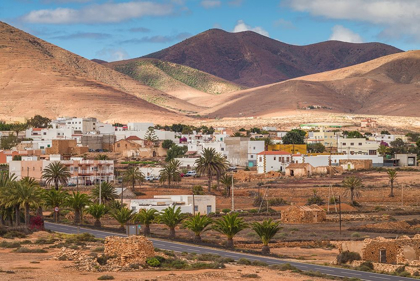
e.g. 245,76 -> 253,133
269,263 -> 298,271
192,185 -> 205,195
0,241 -> 21,248
162,259 -> 188,269
92,246 -> 104,252
399,271 -> 411,277
358,261 -> 373,271
222,208 -> 231,213
14,247 -> 47,253
146,257 -> 161,267
248,209 -> 258,214
268,198 -> 288,206
3,231 -> 27,239
197,253 -> 221,261
337,251 -> 361,264
251,260 -> 268,267
97,275 -> 114,280
129,263 -> 140,269
241,273 -> 259,278
237,258 -> 251,265
351,232 -> 361,238
35,238 -> 56,244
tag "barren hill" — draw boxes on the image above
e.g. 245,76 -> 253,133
105,58 -> 245,106
0,22 -> 196,123
205,51 -> 420,118
143,29 -> 402,87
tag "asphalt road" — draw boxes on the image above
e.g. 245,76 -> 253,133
45,222 -> 416,281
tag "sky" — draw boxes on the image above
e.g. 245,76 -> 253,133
1,0 -> 419,62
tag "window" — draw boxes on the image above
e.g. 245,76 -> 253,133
274,157 -> 276,160
250,155 -> 253,159
194,206 -> 198,212
259,157 -> 262,162
358,143 -> 362,146
74,167 -> 78,171
350,143 -> 354,146
286,157 -> 289,162
342,143 -> 347,146
253,147 -> 255,150
33,167 -> 35,171
221,148 -> 224,151
117,143 -> 120,148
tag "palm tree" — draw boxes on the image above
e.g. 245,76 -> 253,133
159,159 -> 181,187
342,176 -> 363,204
220,174 -> 234,197
387,169 -> 397,197
110,207 -> 134,230
134,209 -> 158,236
183,213 -> 213,243
42,162 -> 71,190
91,182 -> 117,204
123,166 -> 145,190
7,179 -> 42,226
0,173 -> 17,226
212,213 -> 248,248
43,188 -> 69,222
158,205 -> 184,239
251,219 -> 281,254
195,148 -> 228,192
0,171 -> 17,187
66,191 -> 91,224
95,154 -> 109,160
86,204 -> 108,227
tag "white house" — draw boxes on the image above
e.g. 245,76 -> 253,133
257,151 -> 293,173
292,154 -> 384,167
127,122 -> 154,131
337,137 -> 379,155
372,134 -> 408,145
129,195 -> 216,215
248,140 -> 265,168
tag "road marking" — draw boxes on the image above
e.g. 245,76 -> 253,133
369,276 -> 390,280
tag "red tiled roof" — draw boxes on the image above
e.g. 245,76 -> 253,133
126,136 -> 143,141
257,151 -> 291,155
33,128 -> 43,131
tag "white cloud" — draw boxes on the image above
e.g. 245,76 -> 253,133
201,0 -> 221,9
273,18 -> 296,29
22,1 -> 174,24
329,25 -> 363,43
233,20 -> 269,37
96,48 -> 130,62
287,0 -> 420,42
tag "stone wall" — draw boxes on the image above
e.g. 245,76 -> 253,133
339,159 -> 372,170
281,205 -> 326,224
104,236 -> 155,266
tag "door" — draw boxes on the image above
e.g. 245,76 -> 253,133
379,249 -> 387,263
206,205 -> 212,214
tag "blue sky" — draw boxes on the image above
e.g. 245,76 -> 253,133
1,0 -> 419,61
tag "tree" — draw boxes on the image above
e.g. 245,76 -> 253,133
111,207 -> 134,229
144,127 -> 158,143
0,134 -> 18,149
66,191 -> 91,224
43,188 -> 68,222
134,209 -> 158,236
8,179 -> 42,226
220,174 -> 234,197
183,213 -> 213,243
251,219 -> 281,254
42,162 -> 71,190
86,204 -> 108,227
378,144 -> 390,156
345,131 -> 364,139
282,130 -> 306,144
95,154 -> 109,160
390,138 -> 406,154
0,172 -> 18,226
381,130 -> 390,135
162,140 -> 175,149
342,176 -> 363,204
11,123 -> 28,138
195,148 -> 228,192
123,166 -> 145,190
387,169 -> 397,197
159,159 -> 181,187
307,143 -> 326,153
158,205 -> 184,239
91,182 -> 117,204
165,145 -> 187,162
212,213 -> 248,248
27,115 -> 51,128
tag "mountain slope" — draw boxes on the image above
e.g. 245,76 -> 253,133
144,29 -> 403,87
0,22 -> 196,123
204,51 -> 420,118
105,58 -> 245,106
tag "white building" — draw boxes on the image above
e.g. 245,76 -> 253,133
175,157 -> 198,169
127,122 -> 154,131
372,134 -> 408,145
257,151 -> 293,173
307,129 -> 339,147
248,141 -> 265,167
292,154 -> 384,167
224,137 -> 264,167
115,130 -> 176,142
337,137 -> 379,155
129,195 -> 216,215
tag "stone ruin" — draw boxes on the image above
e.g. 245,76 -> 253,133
104,235 -> 155,267
280,204 -> 326,224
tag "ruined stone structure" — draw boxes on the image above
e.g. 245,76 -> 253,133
104,236 -> 155,266
281,205 -> 326,224
339,159 -> 372,171
339,235 -> 420,266
285,163 -> 313,177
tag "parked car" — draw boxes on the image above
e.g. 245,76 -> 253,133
227,166 -> 238,172
145,176 -> 154,181
185,171 -> 197,177
153,175 -> 161,181
67,183 -> 76,187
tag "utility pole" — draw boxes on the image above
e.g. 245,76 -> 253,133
231,173 -> 234,211
120,174 -> 124,209
192,185 -> 196,216
339,195 -> 342,236
401,184 -> 404,207
99,166 -> 102,205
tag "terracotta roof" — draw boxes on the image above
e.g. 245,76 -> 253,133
33,128 -> 43,131
126,136 -> 143,141
257,151 -> 291,155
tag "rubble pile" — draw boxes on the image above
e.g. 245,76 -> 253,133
104,235 -> 155,267
55,247 -> 101,271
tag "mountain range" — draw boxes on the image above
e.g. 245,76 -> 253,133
1,21 -> 419,124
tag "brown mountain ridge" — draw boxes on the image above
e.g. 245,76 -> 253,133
144,29 -> 403,87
